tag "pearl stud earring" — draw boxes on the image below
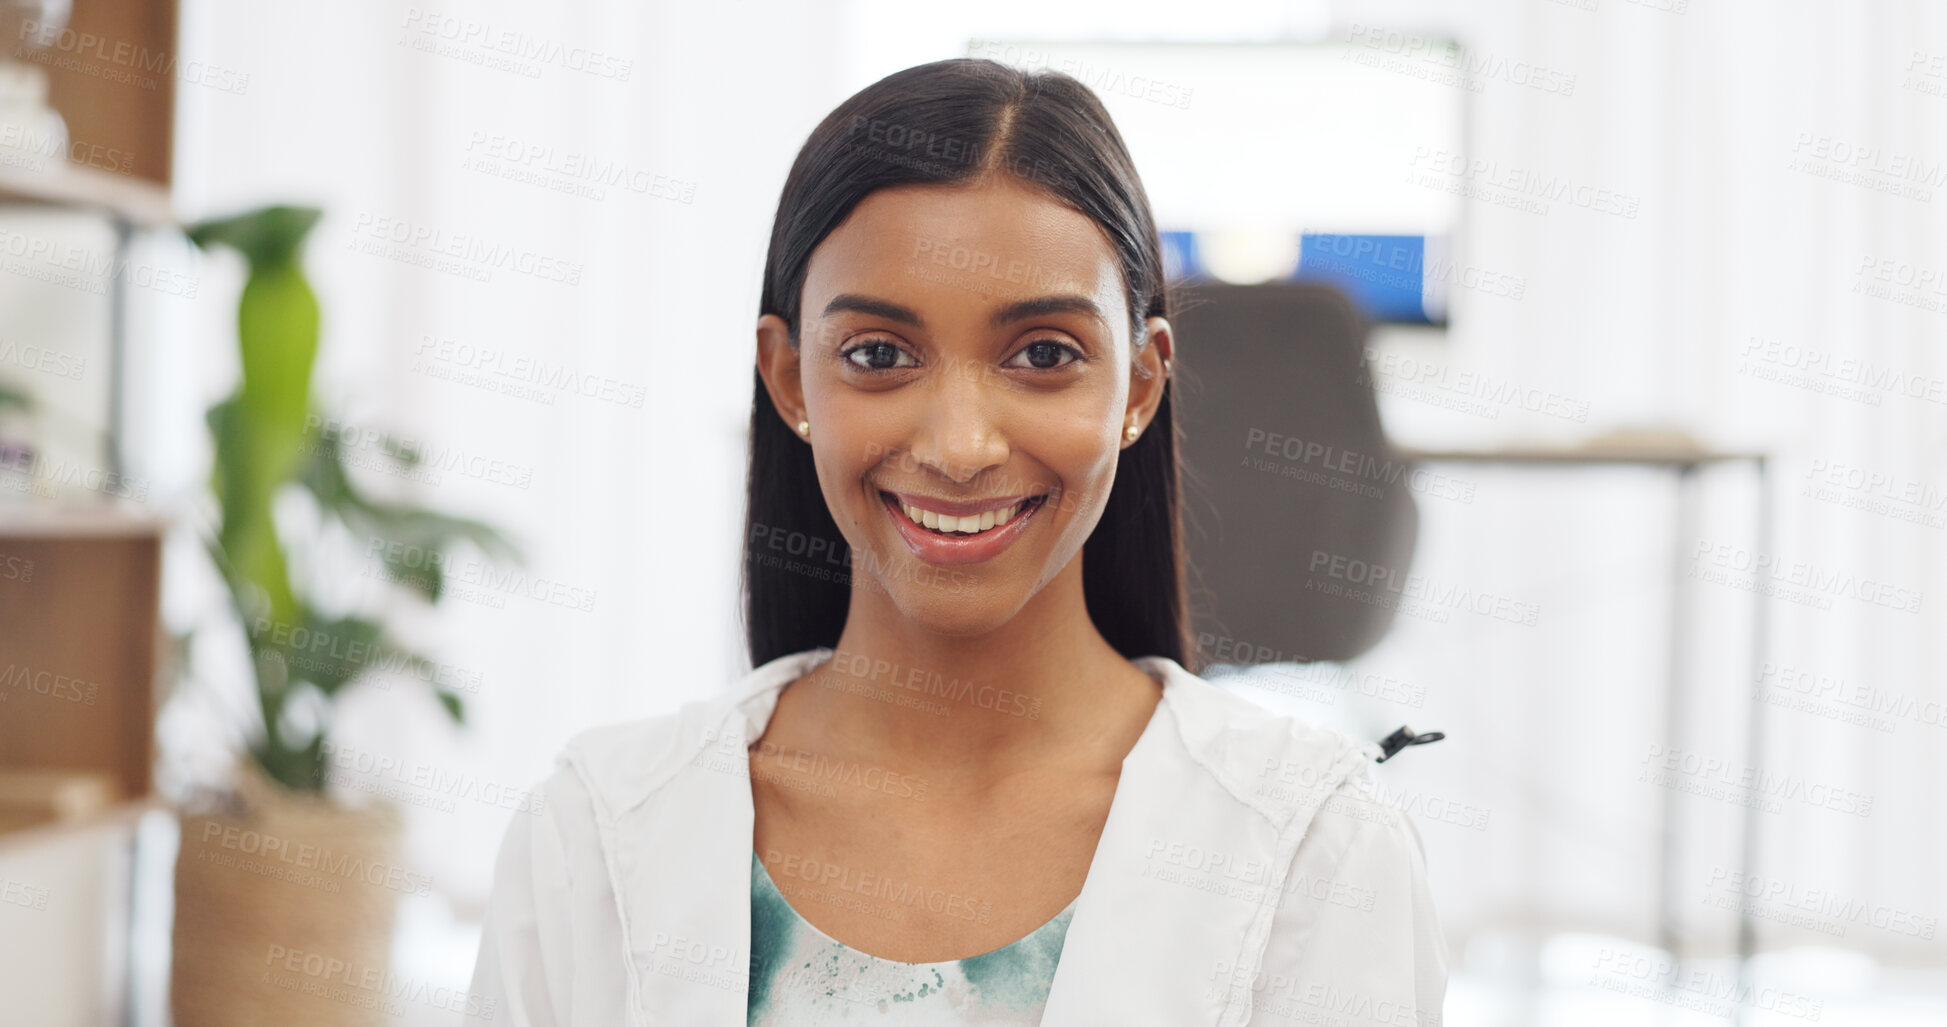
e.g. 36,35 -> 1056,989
1125,422 -> 1140,441
797,420 -> 810,438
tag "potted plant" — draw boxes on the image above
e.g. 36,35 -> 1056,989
168,205 -> 520,1026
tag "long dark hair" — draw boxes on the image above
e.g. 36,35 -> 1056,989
742,57 -> 1193,671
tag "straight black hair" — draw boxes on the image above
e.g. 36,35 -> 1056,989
742,57 -> 1194,672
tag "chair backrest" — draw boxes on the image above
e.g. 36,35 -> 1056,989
1168,280 -> 1419,668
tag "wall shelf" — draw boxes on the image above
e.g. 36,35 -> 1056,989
0,162 -> 176,229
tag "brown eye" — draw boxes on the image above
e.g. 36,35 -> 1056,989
1007,339 -> 1082,370
841,339 -> 917,371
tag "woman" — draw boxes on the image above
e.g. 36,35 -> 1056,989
470,57 -> 1447,1026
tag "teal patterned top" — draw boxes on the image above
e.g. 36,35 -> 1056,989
747,851 -> 1076,1025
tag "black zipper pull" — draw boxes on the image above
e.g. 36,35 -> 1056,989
1375,725 -> 1445,763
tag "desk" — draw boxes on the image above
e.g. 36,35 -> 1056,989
1401,443 -> 1772,1022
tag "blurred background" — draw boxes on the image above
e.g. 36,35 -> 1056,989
0,0 -> 1942,1024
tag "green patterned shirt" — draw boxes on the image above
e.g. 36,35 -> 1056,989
747,851 -> 1076,1024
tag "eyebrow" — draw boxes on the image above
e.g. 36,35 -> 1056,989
820,293 -> 1108,331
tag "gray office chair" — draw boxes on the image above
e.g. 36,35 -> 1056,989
1169,280 -> 1420,667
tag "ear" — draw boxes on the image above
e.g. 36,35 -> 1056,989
755,313 -> 808,440
1122,316 -> 1174,448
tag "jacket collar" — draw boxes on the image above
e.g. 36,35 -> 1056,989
563,646 -> 1377,1025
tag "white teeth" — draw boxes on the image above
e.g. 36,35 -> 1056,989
899,499 -> 1033,535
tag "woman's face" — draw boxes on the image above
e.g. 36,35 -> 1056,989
756,173 -> 1172,635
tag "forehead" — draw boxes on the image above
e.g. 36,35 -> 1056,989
802,177 -> 1125,329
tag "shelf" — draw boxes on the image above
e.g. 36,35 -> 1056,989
0,501 -> 170,538
0,160 -> 176,229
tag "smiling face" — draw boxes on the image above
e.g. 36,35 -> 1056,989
755,172 -> 1172,637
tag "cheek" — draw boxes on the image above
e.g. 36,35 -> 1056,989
806,412 -> 898,537
1037,417 -> 1123,516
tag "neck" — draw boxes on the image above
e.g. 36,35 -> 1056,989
785,558 -> 1163,775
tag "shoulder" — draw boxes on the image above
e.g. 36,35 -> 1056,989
542,695 -> 742,833
1232,752 -> 1448,1024
539,647 -> 836,827
1142,656 -> 1385,828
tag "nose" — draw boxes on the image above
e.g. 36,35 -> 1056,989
904,363 -> 1010,485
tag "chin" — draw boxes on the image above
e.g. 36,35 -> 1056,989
874,576 -> 1023,637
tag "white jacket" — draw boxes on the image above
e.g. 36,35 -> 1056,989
468,647 -> 1448,1026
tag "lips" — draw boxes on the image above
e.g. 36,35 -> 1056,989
877,490 -> 1048,565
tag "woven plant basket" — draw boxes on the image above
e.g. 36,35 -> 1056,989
171,763 -> 406,1026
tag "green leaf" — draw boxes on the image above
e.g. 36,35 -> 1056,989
185,205 -> 324,269
437,690 -> 465,725
0,380 -> 31,412
273,613 -> 386,697
198,207 -> 324,641
295,418 -> 525,583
